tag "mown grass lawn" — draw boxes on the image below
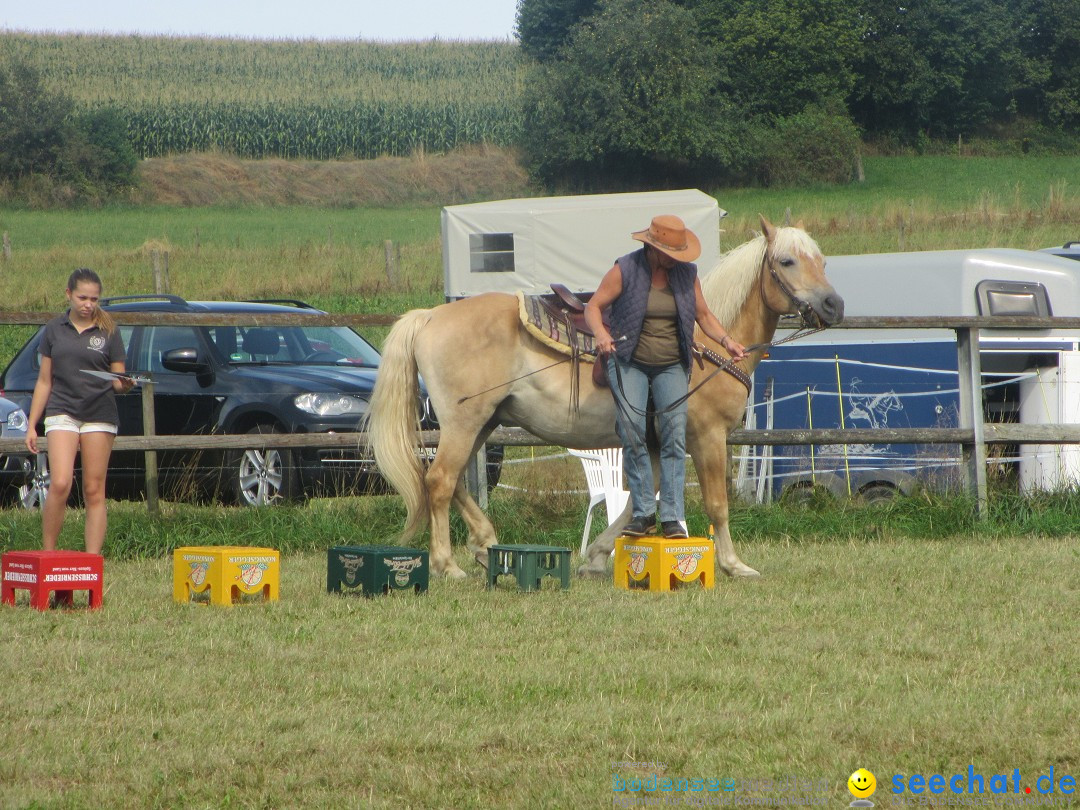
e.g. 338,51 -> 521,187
1,532 -> 1076,809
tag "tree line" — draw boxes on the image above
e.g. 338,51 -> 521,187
517,0 -> 1080,186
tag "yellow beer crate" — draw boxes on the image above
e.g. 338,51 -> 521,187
613,536 -> 714,592
173,546 -> 280,606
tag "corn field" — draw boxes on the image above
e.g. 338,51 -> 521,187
3,32 -> 525,159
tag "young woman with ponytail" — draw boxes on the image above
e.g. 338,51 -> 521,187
25,269 -> 134,554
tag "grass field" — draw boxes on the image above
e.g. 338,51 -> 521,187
2,154 -> 1079,319
1,532 -> 1076,809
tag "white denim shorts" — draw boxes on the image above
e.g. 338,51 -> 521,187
43,414 -> 118,435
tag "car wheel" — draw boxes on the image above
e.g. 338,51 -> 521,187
781,482 -> 831,507
17,453 -> 50,510
859,483 -> 898,505
227,425 -> 299,506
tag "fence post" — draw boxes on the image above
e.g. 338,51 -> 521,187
956,327 -> 987,517
464,445 -> 488,509
141,381 -> 160,515
2,232 -> 10,262
385,240 -> 398,285
152,250 -> 170,294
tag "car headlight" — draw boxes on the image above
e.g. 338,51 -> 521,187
293,393 -> 367,417
5,408 -> 27,433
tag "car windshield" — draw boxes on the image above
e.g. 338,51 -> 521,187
210,325 -> 381,366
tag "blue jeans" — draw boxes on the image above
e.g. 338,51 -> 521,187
608,356 -> 689,523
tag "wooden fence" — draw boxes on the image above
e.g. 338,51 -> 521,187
5,310 -> 1080,516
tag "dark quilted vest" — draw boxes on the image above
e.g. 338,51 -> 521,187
610,249 -> 698,367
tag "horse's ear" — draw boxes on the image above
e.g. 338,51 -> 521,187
759,214 -> 776,242
795,219 -> 806,230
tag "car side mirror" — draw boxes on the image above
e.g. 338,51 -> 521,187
161,347 -> 208,373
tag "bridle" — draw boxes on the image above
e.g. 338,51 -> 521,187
760,246 -> 826,330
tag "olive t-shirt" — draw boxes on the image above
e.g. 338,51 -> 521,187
39,312 -> 126,424
631,285 -> 681,366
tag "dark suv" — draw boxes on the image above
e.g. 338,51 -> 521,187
0,296 -> 483,506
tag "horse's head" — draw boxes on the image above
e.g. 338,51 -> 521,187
759,215 -> 844,327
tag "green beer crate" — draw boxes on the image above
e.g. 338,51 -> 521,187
486,544 -> 571,592
327,545 -> 429,596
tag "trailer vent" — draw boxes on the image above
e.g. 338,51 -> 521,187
975,280 -> 1051,317
469,233 -> 515,273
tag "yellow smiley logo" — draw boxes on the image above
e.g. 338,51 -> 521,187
848,768 -> 876,799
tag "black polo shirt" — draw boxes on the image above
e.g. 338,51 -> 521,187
40,312 -> 126,425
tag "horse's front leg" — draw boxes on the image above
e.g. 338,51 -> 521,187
452,479 -> 498,568
578,498 -> 630,577
689,432 -> 760,578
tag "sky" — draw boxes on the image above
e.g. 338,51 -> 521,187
1,0 -> 519,42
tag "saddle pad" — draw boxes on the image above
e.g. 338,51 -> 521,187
517,291 -> 599,362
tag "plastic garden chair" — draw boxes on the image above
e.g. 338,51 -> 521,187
567,448 -> 630,554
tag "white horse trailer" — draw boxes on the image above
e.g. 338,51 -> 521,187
742,248 -> 1080,501
441,189 -> 724,300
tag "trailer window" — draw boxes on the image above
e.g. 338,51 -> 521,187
975,280 -> 1051,317
469,233 -> 515,273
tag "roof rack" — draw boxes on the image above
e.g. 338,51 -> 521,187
101,294 -> 188,307
245,299 -> 317,309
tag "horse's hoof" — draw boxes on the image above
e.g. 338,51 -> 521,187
576,562 -> 608,579
434,564 -> 468,580
722,563 -> 761,578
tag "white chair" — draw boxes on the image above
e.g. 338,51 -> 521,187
568,448 -> 630,554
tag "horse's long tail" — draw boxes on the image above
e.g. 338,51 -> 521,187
365,308 -> 433,542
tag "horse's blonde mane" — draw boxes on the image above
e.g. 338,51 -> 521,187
700,227 -> 823,327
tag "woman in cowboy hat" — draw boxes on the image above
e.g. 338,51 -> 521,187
585,214 -> 746,539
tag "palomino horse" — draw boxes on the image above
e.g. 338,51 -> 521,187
366,217 -> 844,579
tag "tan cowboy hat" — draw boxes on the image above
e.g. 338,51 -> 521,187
631,214 -> 701,263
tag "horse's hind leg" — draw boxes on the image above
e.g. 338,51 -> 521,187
452,481 -> 497,568
425,442 -> 476,580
